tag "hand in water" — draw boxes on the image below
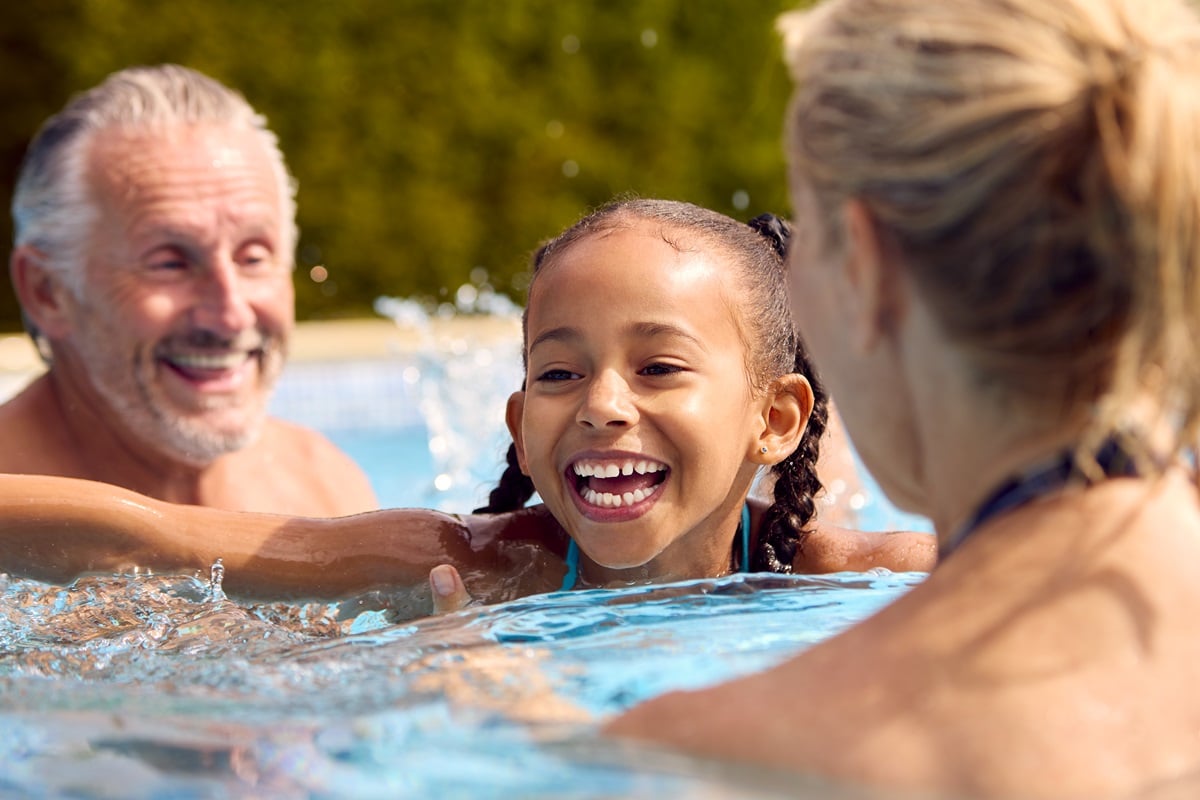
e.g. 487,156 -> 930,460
429,564 -> 474,613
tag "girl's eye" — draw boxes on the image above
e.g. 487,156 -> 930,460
536,368 -> 581,382
640,363 -> 683,377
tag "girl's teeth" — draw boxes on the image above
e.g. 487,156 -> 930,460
573,460 -> 666,476
580,485 -> 657,508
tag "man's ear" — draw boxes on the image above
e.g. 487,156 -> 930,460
505,390 -> 531,476
752,373 -> 814,464
10,245 -> 74,341
842,199 -> 906,353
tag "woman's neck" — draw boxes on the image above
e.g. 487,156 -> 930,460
939,434 -> 1143,559
918,390 -> 1095,554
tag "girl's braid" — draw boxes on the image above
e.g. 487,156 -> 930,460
753,353 -> 828,572
473,439 -> 535,513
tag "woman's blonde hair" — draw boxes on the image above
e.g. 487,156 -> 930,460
780,0 -> 1200,462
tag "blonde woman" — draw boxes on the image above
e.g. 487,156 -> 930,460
610,0 -> 1200,796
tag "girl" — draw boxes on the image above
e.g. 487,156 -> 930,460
0,199 -> 933,604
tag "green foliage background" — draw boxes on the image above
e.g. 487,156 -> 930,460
0,0 -> 807,331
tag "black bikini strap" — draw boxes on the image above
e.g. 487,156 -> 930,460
941,437 -> 1141,560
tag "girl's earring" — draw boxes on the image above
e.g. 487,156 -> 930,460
760,446 -> 768,454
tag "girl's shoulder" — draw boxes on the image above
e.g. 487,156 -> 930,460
794,523 -> 937,574
464,504 -> 570,557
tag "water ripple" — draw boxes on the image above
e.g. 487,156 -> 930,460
0,569 -> 924,797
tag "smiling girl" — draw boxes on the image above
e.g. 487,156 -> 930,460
0,199 -> 932,605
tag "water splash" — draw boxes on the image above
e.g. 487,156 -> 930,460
209,558 -> 226,603
374,278 -> 525,509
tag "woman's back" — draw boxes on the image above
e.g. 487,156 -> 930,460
621,472 -> 1200,796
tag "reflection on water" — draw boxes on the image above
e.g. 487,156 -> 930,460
0,570 -> 922,798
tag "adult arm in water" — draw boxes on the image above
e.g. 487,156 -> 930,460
0,473 -> 564,600
0,474 -> 934,602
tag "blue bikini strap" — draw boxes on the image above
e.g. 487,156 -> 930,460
559,503 -> 752,591
560,538 -> 580,592
740,503 -> 751,574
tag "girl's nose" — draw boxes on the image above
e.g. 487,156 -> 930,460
576,370 -> 637,429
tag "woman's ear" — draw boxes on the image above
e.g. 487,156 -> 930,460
752,373 -> 814,464
505,391 -> 532,475
10,245 -> 74,341
843,199 -> 907,353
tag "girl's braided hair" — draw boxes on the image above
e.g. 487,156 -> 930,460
475,198 -> 829,572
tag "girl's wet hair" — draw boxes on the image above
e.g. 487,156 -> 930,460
476,197 -> 829,573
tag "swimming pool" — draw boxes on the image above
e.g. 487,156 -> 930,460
0,310 -> 933,798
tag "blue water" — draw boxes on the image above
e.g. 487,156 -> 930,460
0,311 -> 933,797
0,570 -> 922,798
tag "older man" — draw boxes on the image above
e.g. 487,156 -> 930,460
2,64 -> 377,515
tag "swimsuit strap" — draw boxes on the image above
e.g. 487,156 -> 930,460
738,503 -> 751,574
940,436 -> 1140,560
560,537 -> 581,592
558,504 -> 752,591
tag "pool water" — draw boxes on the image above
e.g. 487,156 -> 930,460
0,569 -> 923,798
0,310 -> 934,798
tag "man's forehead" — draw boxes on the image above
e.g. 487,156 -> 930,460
90,122 -> 271,168
87,124 -> 279,200
82,124 -> 286,243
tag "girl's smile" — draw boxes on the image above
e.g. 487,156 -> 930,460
567,451 -> 669,518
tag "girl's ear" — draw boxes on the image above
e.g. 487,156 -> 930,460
10,245 -> 74,341
752,373 -> 814,464
505,391 -> 532,475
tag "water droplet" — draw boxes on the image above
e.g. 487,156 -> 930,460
209,558 -> 226,603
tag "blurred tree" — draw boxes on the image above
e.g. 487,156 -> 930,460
0,0 -> 807,330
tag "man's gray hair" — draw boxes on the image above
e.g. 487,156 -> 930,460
11,64 -> 298,297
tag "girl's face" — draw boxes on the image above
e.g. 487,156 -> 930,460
508,221 -> 771,584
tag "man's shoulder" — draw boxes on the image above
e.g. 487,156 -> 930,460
0,376 -> 78,473
0,374 -> 49,420
221,417 -> 379,515
259,416 -> 346,458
